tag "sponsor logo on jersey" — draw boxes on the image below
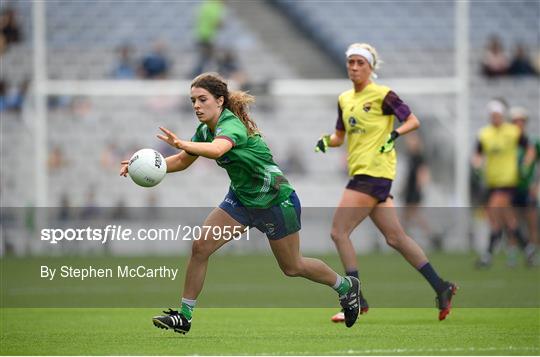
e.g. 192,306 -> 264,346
363,102 -> 372,112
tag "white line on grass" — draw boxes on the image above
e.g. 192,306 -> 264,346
251,346 -> 539,356
337,346 -> 539,354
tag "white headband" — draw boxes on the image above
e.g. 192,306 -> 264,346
346,47 -> 374,68
487,100 -> 505,115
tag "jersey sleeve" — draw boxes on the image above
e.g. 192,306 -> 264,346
382,90 -> 412,122
215,119 -> 248,147
335,101 -> 345,131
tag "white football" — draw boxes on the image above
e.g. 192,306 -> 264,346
128,149 -> 167,187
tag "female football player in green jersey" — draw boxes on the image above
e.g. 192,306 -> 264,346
315,43 -> 456,322
120,73 -> 361,334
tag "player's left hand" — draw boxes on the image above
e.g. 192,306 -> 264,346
157,127 -> 183,149
379,130 -> 400,153
315,134 -> 331,153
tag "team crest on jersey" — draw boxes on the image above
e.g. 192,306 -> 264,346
265,223 -> 275,234
348,117 -> 357,127
363,102 -> 372,112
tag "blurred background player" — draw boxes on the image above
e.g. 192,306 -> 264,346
509,106 -> 539,266
120,73 -> 362,333
401,132 -> 443,251
473,99 -> 535,268
315,43 -> 457,323
191,0 -> 224,77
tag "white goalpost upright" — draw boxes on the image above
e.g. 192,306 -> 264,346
32,0 -> 48,208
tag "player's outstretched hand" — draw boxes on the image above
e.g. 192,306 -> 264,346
120,160 -> 129,177
157,127 -> 182,149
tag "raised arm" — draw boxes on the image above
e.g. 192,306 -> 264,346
157,126 -> 233,160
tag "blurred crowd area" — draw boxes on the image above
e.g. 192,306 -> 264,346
1,1 -> 539,256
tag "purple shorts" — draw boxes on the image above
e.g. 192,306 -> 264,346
346,175 -> 393,203
488,187 -> 516,197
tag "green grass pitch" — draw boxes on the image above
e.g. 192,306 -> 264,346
1,253 -> 539,355
1,308 -> 539,355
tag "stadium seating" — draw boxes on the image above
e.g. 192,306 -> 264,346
1,1 -> 539,215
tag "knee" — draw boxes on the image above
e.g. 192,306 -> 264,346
330,227 -> 348,244
280,263 -> 303,277
191,241 -> 212,260
384,231 -> 404,249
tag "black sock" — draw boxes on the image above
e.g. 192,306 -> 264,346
488,230 -> 503,255
511,228 -> 528,250
345,270 -> 359,280
346,270 -> 367,301
418,262 -> 446,294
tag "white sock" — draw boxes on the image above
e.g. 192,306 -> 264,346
181,297 -> 197,307
332,274 -> 343,289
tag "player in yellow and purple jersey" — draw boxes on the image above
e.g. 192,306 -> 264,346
316,43 -> 457,322
473,100 -> 536,268
120,73 -> 362,334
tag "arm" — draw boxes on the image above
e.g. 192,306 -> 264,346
177,139 -> 232,160
379,114 -> 421,153
157,126 -> 233,160
395,113 -> 420,136
315,102 -> 346,153
328,130 -> 346,147
165,150 -> 199,173
523,142 -> 535,167
379,91 -> 419,153
471,140 -> 484,170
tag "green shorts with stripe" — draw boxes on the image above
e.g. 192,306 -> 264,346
219,189 -> 301,240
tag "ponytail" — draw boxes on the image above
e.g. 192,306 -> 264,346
227,90 -> 258,136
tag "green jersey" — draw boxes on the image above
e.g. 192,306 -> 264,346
517,136 -> 540,190
191,109 -> 294,208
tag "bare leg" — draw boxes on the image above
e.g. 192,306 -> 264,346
269,232 -> 338,286
182,208 -> 246,299
486,192 -> 507,232
370,198 -> 428,268
331,189 -> 377,272
526,205 -> 539,245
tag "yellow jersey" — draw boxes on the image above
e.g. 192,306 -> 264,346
477,122 -> 523,188
336,82 -> 411,180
